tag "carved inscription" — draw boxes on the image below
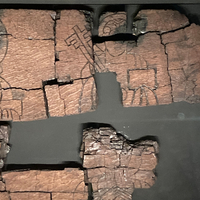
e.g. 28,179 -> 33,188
94,10 -> 200,106
0,9 -> 198,119
53,10 -> 97,116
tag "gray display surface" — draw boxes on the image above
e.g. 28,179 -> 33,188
1,2 -> 200,199
0,0 -> 200,4
5,73 -> 200,200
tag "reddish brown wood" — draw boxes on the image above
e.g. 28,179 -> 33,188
3,169 -> 88,193
0,9 -> 200,199
45,78 -> 96,116
1,37 -> 55,89
82,127 -> 158,199
94,33 -> 172,106
0,125 -> 10,170
0,89 -> 46,121
56,10 -> 93,82
1,9 -> 55,39
0,181 -> 5,191
135,9 -> 189,34
0,10 -> 55,121
0,192 -> 10,200
10,193 -> 51,200
95,10 -> 200,107
52,193 -> 88,200
0,9 -> 198,121
99,12 -> 126,36
59,78 -> 97,115
45,85 -> 65,117
0,10 -> 55,89
162,24 -> 200,103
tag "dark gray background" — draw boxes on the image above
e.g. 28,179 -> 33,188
0,0 -> 200,5
0,0 -> 199,4
5,73 -> 200,200
1,3 -> 200,200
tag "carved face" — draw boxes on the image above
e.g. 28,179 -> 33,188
99,12 -> 126,36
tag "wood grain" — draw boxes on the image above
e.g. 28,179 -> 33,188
0,89 -> 46,121
3,169 -> 88,193
95,10 -> 200,106
0,9 -> 198,121
82,127 -> 158,200
94,33 -> 172,106
0,192 -> 10,200
59,78 -> 97,115
1,37 -> 55,89
0,10 -> 55,121
135,9 -> 189,34
45,85 -> 65,117
1,9 -> 55,39
56,10 -> 93,82
10,193 -> 51,200
2,169 -> 88,200
162,24 -> 200,103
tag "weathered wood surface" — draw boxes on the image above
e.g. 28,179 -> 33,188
94,33 -> 172,106
134,9 -> 189,34
0,9 -> 200,199
161,24 -> 200,103
0,9 -> 96,120
56,10 -> 93,81
0,10 -> 55,121
1,9 -> 55,39
45,77 -> 97,117
0,192 -> 10,200
0,9 -> 55,89
10,193 -> 51,200
2,169 -> 88,200
0,9 -> 198,121
98,10 -> 189,37
95,9 -> 200,106
81,127 -> 158,200
0,125 -> 158,200
0,89 -> 46,121
98,12 -> 126,36
0,125 -> 10,169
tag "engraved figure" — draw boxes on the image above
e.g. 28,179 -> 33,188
127,68 -> 158,106
95,13 -> 159,106
65,25 -> 97,113
99,12 -> 126,36
0,20 -> 21,120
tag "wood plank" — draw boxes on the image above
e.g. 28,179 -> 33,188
3,169 -> 88,193
59,78 -> 97,115
95,9 -> 200,106
45,85 -> 65,117
0,89 -> 46,121
56,10 -> 93,82
134,9 -> 189,34
1,37 -> 55,89
162,24 -> 200,103
99,12 -> 126,36
1,9 -> 55,39
82,127 -> 158,200
10,193 -> 51,200
0,10 -> 55,121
